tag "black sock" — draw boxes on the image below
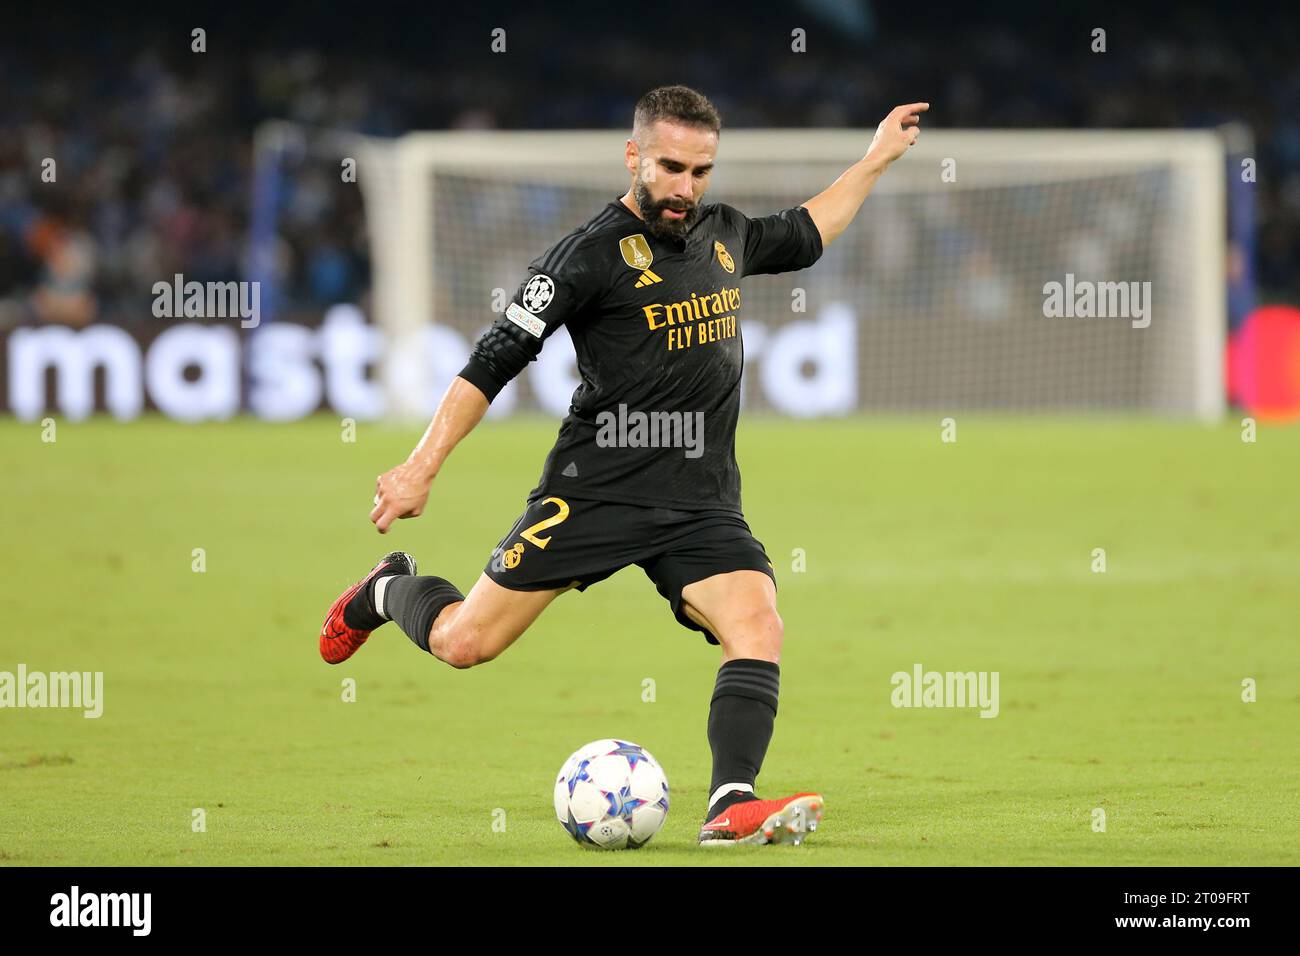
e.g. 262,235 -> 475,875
343,570 -> 405,631
381,575 -> 465,653
707,658 -> 779,814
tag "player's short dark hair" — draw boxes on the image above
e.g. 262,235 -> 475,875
633,85 -> 721,140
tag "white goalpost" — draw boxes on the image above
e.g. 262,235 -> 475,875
259,126 -> 1227,422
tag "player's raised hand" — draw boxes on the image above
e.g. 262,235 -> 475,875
866,102 -> 929,166
369,461 -> 433,534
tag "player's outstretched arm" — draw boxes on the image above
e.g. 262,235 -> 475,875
369,377 -> 490,534
800,102 -> 929,249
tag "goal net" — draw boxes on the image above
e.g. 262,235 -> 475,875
267,127 -> 1227,421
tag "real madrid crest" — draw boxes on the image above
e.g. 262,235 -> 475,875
502,543 -> 523,569
714,240 -> 735,274
619,234 -> 654,271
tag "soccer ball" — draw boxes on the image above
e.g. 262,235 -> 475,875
553,739 -> 670,849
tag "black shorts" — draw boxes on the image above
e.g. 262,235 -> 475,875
484,496 -> 776,645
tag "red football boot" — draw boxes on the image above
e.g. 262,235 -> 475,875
318,552 -> 417,664
698,792 -> 825,846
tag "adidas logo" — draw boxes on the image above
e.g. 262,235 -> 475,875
561,461 -> 579,477
633,269 -> 663,289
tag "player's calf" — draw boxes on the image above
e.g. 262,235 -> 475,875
424,573 -> 565,668
377,574 -> 467,659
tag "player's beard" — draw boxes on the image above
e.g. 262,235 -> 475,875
634,180 -> 699,242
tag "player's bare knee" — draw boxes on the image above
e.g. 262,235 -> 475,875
442,634 -> 489,669
720,606 -> 782,662
433,617 -> 491,669
755,606 -> 784,659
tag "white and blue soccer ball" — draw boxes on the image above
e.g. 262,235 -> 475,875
553,739 -> 670,849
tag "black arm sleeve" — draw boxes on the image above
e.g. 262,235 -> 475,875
741,205 -> 825,277
458,319 -> 543,402
456,256 -> 597,402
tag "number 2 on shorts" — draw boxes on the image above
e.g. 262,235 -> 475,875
520,497 -> 570,550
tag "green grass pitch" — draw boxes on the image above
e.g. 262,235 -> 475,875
1,414 -> 1297,866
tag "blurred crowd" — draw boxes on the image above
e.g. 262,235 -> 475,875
1,2 -> 1296,327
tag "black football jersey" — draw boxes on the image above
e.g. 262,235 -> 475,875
461,197 -> 823,513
